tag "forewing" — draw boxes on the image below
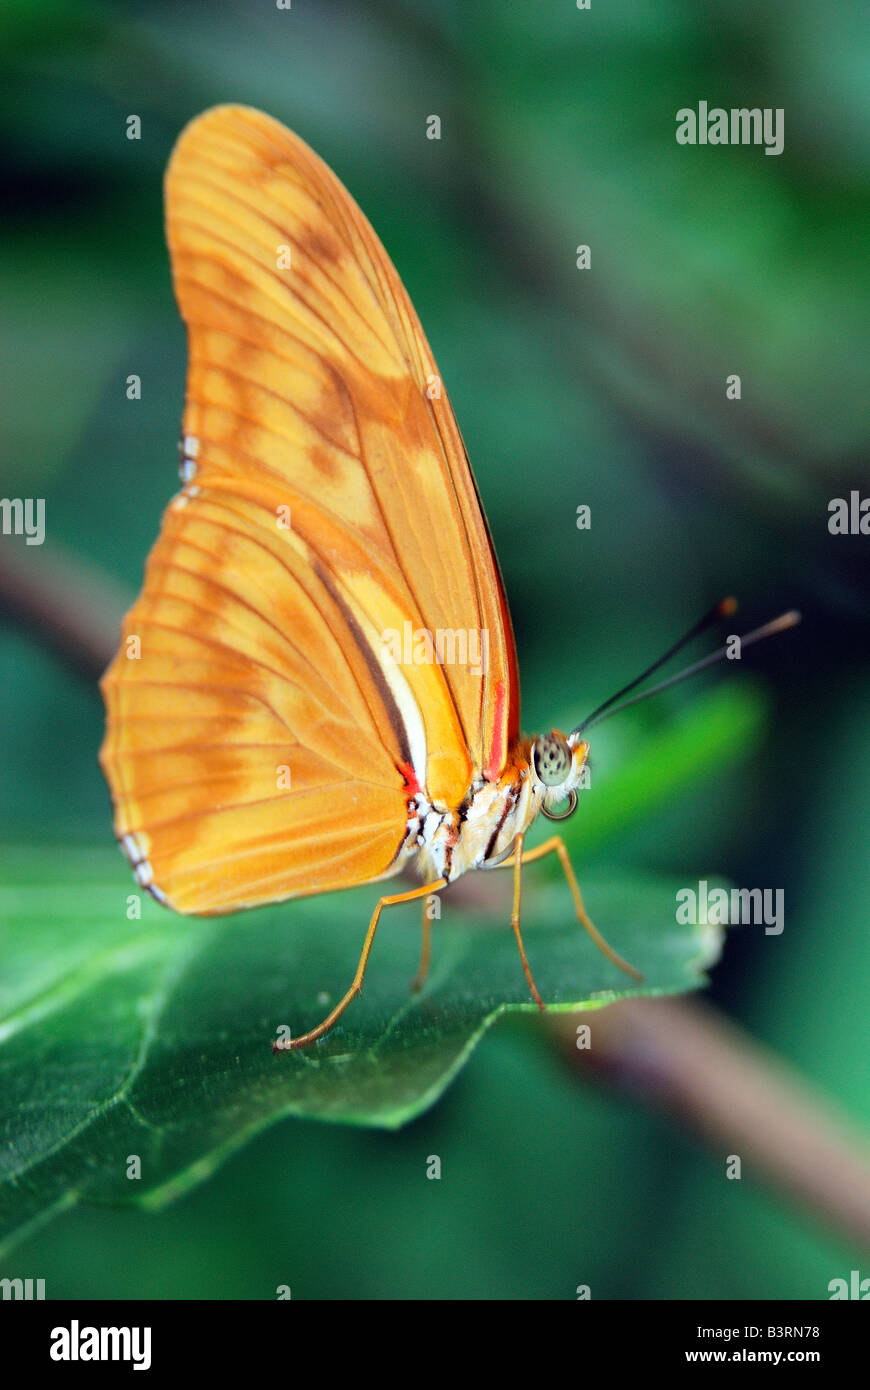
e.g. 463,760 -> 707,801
100,105 -> 519,914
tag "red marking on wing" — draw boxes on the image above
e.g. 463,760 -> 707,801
484,680 -> 507,782
398,759 -> 421,800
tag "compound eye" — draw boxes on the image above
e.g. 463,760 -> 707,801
532,733 -> 571,788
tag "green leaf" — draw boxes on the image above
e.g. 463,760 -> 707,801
0,846 -> 722,1256
562,682 -> 769,857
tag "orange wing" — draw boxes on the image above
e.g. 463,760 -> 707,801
100,105 -> 519,915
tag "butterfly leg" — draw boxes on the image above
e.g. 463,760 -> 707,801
275,877 -> 447,1051
411,894 -> 433,993
509,833 -> 546,1010
496,836 -> 643,982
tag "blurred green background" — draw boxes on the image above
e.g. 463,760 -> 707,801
1,0 -> 869,1298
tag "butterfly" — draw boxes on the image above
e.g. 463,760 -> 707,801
99,106 -> 798,1050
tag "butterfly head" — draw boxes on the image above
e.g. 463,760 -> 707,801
530,730 -> 589,822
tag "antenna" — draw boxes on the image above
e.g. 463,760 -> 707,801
572,604 -> 800,737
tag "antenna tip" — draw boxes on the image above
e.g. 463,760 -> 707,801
718,596 -> 738,617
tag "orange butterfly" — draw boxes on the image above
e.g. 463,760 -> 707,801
99,106 -> 795,1050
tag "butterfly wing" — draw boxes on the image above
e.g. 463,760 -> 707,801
100,104 -> 519,914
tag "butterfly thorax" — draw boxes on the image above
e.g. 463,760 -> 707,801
408,732 -> 589,884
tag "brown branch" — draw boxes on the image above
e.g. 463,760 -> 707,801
0,540 -> 129,683
6,538 -> 870,1253
554,996 -> 870,1253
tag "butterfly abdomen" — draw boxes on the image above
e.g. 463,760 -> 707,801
411,752 -> 541,883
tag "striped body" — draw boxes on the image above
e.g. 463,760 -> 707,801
406,737 -> 589,884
